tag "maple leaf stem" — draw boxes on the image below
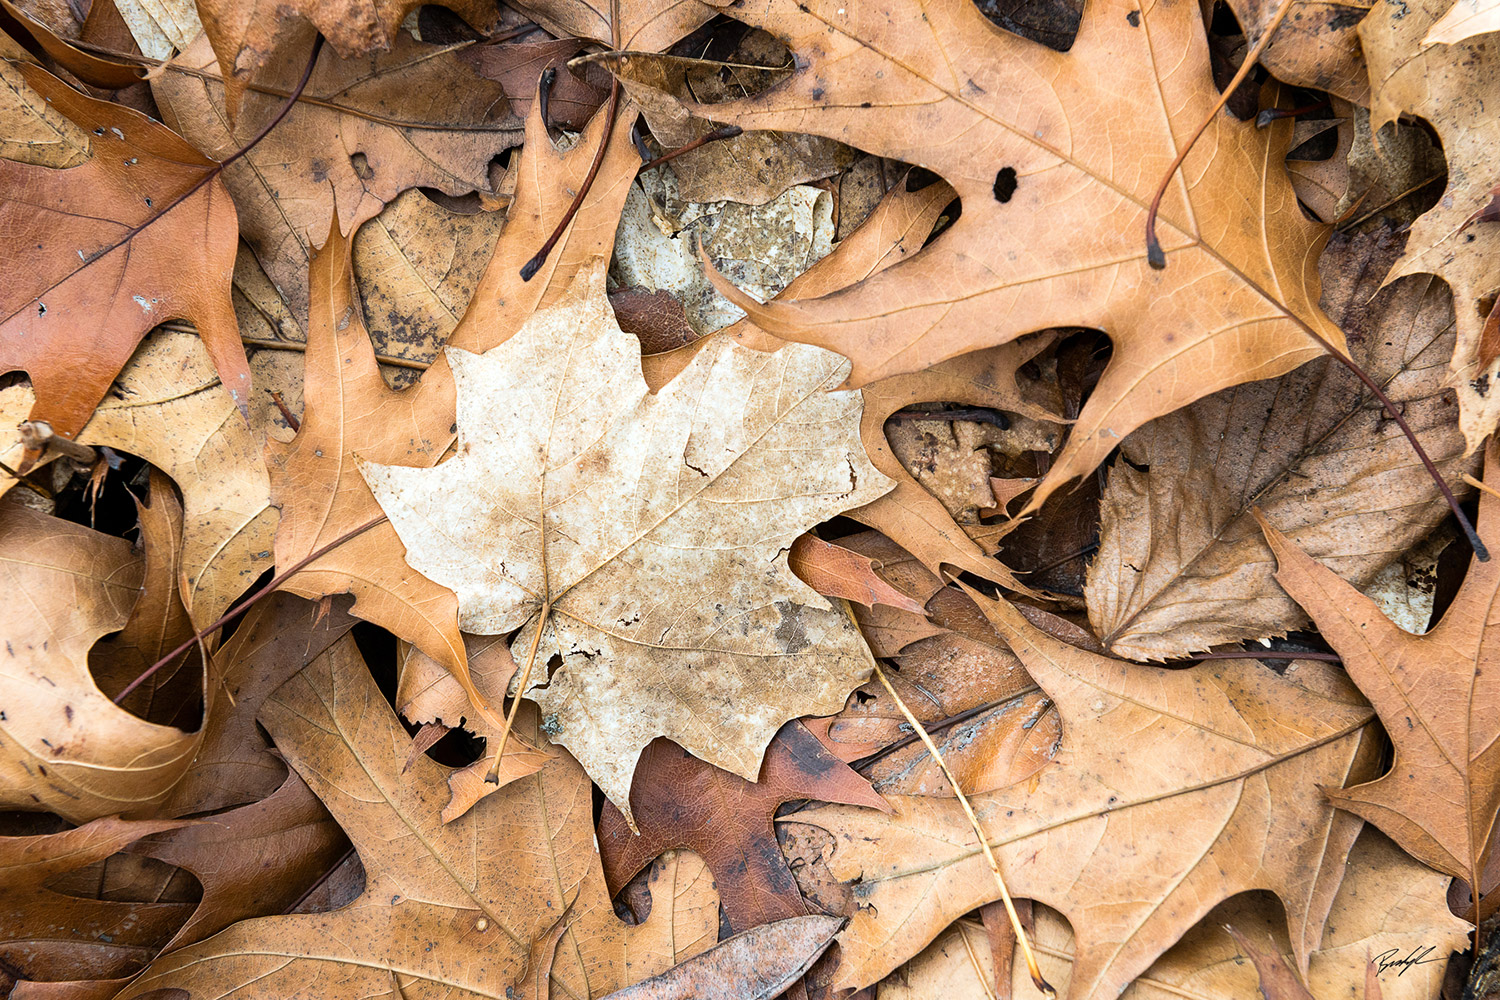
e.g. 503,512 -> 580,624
872,662 -> 1056,998
487,596 -> 551,780
112,513 -> 389,705
1143,0 -> 1293,270
519,78 -> 622,281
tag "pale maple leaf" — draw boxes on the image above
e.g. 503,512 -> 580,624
360,269 -> 893,819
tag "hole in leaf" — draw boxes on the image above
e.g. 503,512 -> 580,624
971,0 -> 1083,50
993,167 -> 1019,203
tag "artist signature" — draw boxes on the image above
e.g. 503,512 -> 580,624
1373,946 -> 1445,976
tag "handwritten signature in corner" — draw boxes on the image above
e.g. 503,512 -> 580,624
1373,945 -> 1445,977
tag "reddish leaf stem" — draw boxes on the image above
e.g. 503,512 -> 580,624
519,77 -> 622,281
113,514 -> 388,704
639,124 -> 744,168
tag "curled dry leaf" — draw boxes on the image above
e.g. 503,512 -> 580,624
789,590 -> 1378,999
597,720 -> 889,933
601,914 -> 845,1000
116,635 -> 718,999
630,0 -> 1343,512
1087,224 -> 1474,660
360,264 -> 892,818
1360,0 -> 1500,450
266,94 -> 641,711
1258,437 -> 1500,899
0,499 -> 202,822
153,32 -> 524,321
0,326 -> 278,631
0,816 -> 191,989
0,62 -> 249,457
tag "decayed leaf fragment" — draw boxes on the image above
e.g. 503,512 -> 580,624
1360,0 -> 1500,450
0,62 -> 250,456
784,592 -> 1378,999
597,721 -> 889,933
117,635 -> 717,999
629,0 -> 1343,511
1258,438 -> 1500,898
1087,225 -> 1473,660
0,499 -> 202,822
361,265 -> 893,817
153,32 -> 524,320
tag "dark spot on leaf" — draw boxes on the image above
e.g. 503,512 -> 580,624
1127,9 -> 1140,25
993,166 -> 1018,203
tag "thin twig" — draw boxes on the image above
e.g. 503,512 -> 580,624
872,663 -> 1055,997
114,514 -> 388,703
234,332 -> 433,371
638,124 -> 744,167
1336,173 -> 1446,232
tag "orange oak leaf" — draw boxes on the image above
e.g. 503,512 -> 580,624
0,62 -> 249,461
1258,439 -> 1500,899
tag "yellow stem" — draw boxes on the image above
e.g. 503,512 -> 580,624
872,662 -> 1055,997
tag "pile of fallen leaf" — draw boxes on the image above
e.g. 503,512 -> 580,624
2,0 -> 1499,995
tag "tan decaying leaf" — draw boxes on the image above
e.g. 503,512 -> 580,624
618,0 -> 1343,513
0,815 -> 192,988
0,61 -> 250,453
978,831 -> 1466,1000
602,914 -> 844,1000
0,56 -> 92,168
395,636 -> 555,823
1086,225 -> 1474,660
641,180 -> 1051,589
266,94 -> 641,709
1225,0 -> 1371,103
350,188 -> 509,369
192,0 -> 498,116
502,0 -> 712,55
0,499 -> 207,821
1425,0 -> 1500,44
153,32 -> 523,321
612,169 -> 836,334
1361,0 -> 1500,451
0,327 -> 276,631
360,262 -> 892,818
786,592 -> 1377,999
1258,438 -> 1500,898
116,635 -> 718,999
